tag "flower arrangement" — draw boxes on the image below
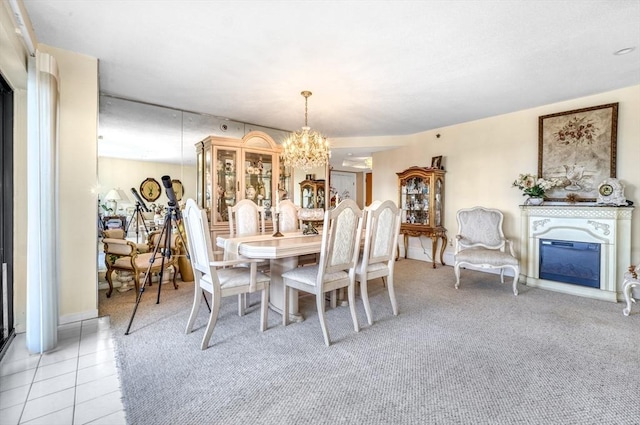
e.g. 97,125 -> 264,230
512,173 -> 561,198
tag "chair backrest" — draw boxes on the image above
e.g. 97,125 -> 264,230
102,228 -> 125,239
456,206 -> 506,250
362,200 -> 401,267
228,199 -> 265,236
277,199 -> 300,232
148,229 -> 180,252
317,199 -> 363,283
183,199 -> 219,289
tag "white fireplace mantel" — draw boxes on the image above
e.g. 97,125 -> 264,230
520,205 -> 633,302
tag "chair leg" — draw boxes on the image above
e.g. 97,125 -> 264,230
347,281 -> 359,333
105,269 -> 114,298
381,276 -> 387,288
317,292 -> 331,346
260,284 -> 269,332
282,285 -> 289,326
171,265 -> 179,290
512,266 -> 519,296
360,279 -> 373,325
238,293 -> 246,316
500,269 -> 505,284
330,290 -> 337,309
454,264 -> 461,289
623,280 -> 636,316
185,284 -> 203,334
201,289 -> 221,350
387,274 -> 398,316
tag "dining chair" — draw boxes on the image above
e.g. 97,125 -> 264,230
228,199 -> 265,236
356,200 -> 402,325
454,206 -> 520,295
183,199 -> 270,350
227,199 -> 267,313
277,199 -> 300,232
278,199 -> 319,266
281,199 -> 364,346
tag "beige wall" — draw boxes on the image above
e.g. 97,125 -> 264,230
39,44 -> 99,326
98,157 -> 197,212
367,85 -> 640,263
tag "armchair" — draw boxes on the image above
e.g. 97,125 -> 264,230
454,206 -> 520,295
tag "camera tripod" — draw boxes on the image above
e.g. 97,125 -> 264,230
126,201 -> 150,243
125,203 -> 185,335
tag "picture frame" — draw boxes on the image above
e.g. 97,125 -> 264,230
538,103 -> 617,201
431,155 -> 442,169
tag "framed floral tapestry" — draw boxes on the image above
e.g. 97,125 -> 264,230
538,103 -> 618,201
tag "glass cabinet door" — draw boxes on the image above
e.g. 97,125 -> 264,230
401,176 -> 430,225
243,150 -> 275,220
214,147 -> 239,224
434,177 -> 443,227
196,148 -> 203,208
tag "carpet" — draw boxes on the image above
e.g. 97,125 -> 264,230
99,260 -> 640,425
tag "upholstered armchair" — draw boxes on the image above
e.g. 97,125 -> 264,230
454,206 -> 520,295
622,264 -> 639,316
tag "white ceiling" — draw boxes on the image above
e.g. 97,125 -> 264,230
21,0 -> 640,170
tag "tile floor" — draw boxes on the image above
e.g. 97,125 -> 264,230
0,317 -> 126,425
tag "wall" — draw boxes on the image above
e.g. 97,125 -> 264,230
367,85 -> 640,264
38,44 -> 99,325
98,157 -> 197,211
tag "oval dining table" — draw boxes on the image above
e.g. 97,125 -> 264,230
216,231 -> 323,322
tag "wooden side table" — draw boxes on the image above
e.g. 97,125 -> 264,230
399,224 -> 447,268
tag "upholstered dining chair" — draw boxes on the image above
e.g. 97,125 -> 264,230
228,199 -> 265,236
281,199 -> 364,346
356,200 -> 402,325
277,199 -> 300,232
454,206 -> 520,295
183,199 -> 270,350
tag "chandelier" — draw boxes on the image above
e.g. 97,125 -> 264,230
281,91 -> 330,171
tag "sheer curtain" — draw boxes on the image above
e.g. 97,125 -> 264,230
26,51 -> 60,354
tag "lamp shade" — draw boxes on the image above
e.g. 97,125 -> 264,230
105,189 -> 121,201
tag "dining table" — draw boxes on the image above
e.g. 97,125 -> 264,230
216,231 -> 323,322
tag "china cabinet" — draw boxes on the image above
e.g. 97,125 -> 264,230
397,166 -> 447,268
299,179 -> 326,209
195,131 -> 292,239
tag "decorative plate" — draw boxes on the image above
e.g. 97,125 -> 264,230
140,177 -> 161,202
171,179 -> 184,201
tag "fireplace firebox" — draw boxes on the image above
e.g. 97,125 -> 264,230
539,239 -> 600,288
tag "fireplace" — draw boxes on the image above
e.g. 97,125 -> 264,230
539,239 -> 600,288
520,205 -> 632,302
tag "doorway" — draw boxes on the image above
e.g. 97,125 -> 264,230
0,73 -> 15,358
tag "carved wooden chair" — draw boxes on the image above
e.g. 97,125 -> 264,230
356,200 -> 402,325
454,206 -> 520,295
228,199 -> 265,236
183,199 -> 270,349
281,199 -> 364,346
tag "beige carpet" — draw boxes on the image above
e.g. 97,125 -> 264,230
99,260 -> 640,425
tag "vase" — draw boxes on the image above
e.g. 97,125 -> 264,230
563,164 -> 585,191
527,197 -> 544,206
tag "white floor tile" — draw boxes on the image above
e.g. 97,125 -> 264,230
0,357 -> 40,378
33,357 -> 77,382
0,384 -> 31,410
0,368 -> 37,392
77,347 -> 115,370
38,345 -> 80,368
76,359 -> 117,386
0,318 -> 123,425
75,374 -> 120,404
0,403 -> 24,425
84,409 -> 126,425
73,390 -> 123,425
27,371 -> 76,400
20,406 -> 73,425
20,387 -> 75,423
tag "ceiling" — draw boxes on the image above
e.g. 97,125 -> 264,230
20,0 -> 640,170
